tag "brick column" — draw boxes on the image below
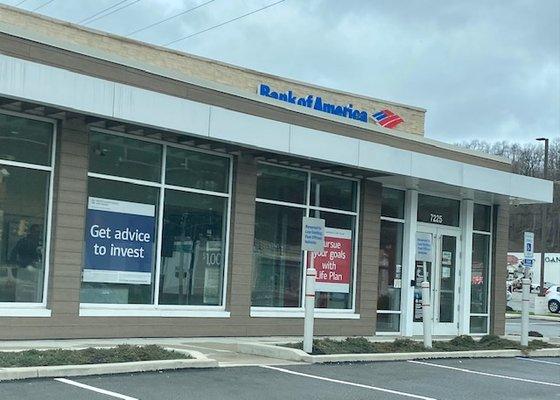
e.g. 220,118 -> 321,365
227,154 -> 257,328
356,180 -> 382,331
490,203 -> 509,335
49,116 -> 89,318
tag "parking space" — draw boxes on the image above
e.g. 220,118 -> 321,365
0,357 -> 558,400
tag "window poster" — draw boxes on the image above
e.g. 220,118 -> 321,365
309,228 -> 352,293
83,197 -> 155,285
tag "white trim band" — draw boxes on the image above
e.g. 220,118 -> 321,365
79,306 -> 230,318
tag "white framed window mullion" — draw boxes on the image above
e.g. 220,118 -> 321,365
254,197 -> 307,209
0,159 -> 52,172
219,156 -> 235,309
163,183 -> 230,198
152,145 -> 167,307
87,172 -> 161,188
308,205 -> 357,216
380,216 -> 405,224
301,171 -> 312,308
486,205 -> 494,333
40,119 -> 57,308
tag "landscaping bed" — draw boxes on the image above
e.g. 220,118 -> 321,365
285,335 -> 556,355
0,345 -> 190,368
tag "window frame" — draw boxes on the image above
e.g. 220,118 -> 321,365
416,192 -> 462,227
251,161 -> 360,319
0,109 -> 57,316
80,128 -> 233,317
469,202 -> 493,335
376,186 -> 406,334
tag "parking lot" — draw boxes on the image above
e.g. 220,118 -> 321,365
0,357 -> 558,400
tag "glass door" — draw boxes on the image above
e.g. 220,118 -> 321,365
434,231 -> 459,334
413,227 -> 461,336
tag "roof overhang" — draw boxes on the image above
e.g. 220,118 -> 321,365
0,23 -> 552,205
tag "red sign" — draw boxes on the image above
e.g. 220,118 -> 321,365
309,228 -> 352,293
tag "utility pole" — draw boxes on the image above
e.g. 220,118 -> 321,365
536,137 -> 549,296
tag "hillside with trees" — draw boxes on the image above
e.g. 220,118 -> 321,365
459,139 -> 559,252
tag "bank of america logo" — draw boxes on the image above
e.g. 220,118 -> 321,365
372,109 -> 404,129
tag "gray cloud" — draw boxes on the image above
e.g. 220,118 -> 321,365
5,0 -> 560,143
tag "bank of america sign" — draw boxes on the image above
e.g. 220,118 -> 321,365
258,83 -> 404,129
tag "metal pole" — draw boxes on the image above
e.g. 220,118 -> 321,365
421,280 -> 432,349
303,253 -> 316,354
539,138 -> 549,296
521,278 -> 530,346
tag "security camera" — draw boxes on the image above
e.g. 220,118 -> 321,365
510,198 -> 520,208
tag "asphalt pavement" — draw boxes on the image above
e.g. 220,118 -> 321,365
1,357 -> 558,400
506,317 -> 560,339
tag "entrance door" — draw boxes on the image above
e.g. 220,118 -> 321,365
412,226 -> 461,336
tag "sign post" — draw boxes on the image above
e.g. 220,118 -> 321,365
301,217 -> 325,354
521,278 -> 530,347
521,232 -> 534,347
416,232 -> 433,349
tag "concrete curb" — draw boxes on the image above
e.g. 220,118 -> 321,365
506,313 -> 560,321
0,348 -> 218,381
237,342 -> 560,364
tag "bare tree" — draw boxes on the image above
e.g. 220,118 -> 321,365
458,138 -> 559,251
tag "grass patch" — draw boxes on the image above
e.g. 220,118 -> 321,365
285,335 -> 555,355
0,345 -> 190,368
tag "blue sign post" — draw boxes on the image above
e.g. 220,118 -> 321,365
83,197 -> 156,285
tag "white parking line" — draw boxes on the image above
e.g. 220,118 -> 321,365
180,344 -> 233,353
260,365 -> 438,400
516,357 -> 560,366
54,378 -> 138,400
408,360 -> 560,387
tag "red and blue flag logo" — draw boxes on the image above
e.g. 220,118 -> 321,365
372,109 -> 404,129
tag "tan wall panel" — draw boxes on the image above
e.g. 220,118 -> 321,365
490,204 -> 509,335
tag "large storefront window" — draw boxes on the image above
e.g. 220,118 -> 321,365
252,164 -> 358,310
252,203 -> 304,307
0,113 -> 54,304
159,190 -> 227,306
470,204 -> 492,334
81,130 -> 231,309
377,188 -> 405,332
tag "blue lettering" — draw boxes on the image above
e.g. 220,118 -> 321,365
259,84 -> 370,124
287,91 -> 296,104
259,84 -> 271,97
322,102 -> 335,113
314,96 -> 323,111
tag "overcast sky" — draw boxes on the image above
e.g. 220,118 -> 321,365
5,0 -> 560,143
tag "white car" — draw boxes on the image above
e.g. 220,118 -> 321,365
545,285 -> 560,313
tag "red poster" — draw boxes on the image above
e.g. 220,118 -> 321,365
309,228 -> 352,293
